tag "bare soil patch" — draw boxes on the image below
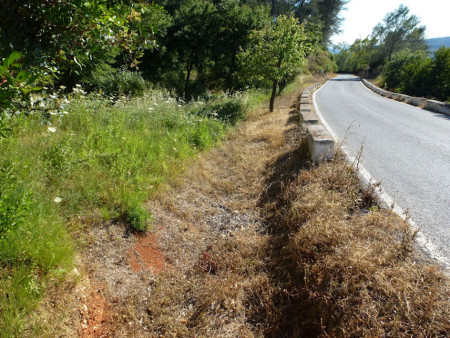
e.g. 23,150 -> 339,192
128,232 -> 166,273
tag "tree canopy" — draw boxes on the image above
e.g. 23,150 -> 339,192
238,15 -> 311,111
372,4 -> 427,62
335,5 -> 428,75
1,0 -> 347,113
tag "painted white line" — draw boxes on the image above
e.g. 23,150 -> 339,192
313,80 -> 450,271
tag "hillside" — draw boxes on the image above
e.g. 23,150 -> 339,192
427,36 -> 450,52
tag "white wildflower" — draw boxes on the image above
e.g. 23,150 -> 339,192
48,127 -> 56,133
53,197 -> 62,203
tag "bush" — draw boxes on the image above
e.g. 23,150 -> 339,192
83,63 -> 147,97
381,48 -> 450,101
433,47 -> 450,102
192,96 -> 247,125
307,48 -> 338,74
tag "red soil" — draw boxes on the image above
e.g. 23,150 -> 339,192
128,233 -> 166,273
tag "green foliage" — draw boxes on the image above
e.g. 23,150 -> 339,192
307,48 -> 338,74
0,1 -> 170,88
192,96 -> 247,125
0,161 -> 31,240
0,52 -> 41,117
121,194 -> 152,232
83,64 -> 147,97
381,48 -> 450,102
433,47 -> 450,102
140,0 -> 270,98
294,0 -> 349,46
239,15 -> 311,111
335,5 -> 428,76
372,5 -> 427,62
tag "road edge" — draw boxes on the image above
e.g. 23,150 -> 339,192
313,78 -> 450,271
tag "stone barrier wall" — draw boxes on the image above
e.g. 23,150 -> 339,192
297,82 -> 334,162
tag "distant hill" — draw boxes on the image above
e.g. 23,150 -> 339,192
426,37 -> 450,52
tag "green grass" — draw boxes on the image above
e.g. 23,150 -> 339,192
0,89 -> 248,335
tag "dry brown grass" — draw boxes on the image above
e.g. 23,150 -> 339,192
265,157 -> 450,336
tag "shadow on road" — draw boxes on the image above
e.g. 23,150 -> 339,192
329,77 -> 360,82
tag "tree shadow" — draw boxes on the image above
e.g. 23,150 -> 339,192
329,77 -> 360,82
286,113 -> 299,126
253,134 -> 326,337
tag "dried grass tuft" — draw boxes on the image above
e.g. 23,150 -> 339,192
267,158 -> 450,336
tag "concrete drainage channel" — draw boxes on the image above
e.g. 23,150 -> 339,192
298,83 -> 335,162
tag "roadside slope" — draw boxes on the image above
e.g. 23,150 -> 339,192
33,76 -> 449,337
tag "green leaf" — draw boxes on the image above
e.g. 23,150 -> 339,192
7,52 -> 22,67
16,70 -> 29,82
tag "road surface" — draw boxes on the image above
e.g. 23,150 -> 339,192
314,74 -> 450,267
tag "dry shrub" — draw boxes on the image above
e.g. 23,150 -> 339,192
269,158 -> 450,336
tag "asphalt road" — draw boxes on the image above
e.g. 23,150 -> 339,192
314,74 -> 450,266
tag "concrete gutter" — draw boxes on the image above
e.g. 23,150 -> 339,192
361,78 -> 450,117
297,82 -> 334,162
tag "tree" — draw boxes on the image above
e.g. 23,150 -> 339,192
432,47 -> 450,102
381,50 -> 430,93
372,5 -> 427,62
0,0 -> 169,88
316,0 -> 348,46
170,0 -> 216,97
239,15 -> 311,112
140,0 -> 270,97
293,0 -> 348,46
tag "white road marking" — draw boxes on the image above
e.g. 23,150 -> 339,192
313,80 -> 450,271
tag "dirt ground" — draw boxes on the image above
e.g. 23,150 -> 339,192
55,76 -> 318,337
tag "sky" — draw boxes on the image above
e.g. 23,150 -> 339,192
332,0 -> 450,45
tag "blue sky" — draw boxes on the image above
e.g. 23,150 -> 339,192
332,0 -> 450,45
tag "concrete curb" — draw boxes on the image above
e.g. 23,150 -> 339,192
361,78 -> 450,117
297,82 -> 334,162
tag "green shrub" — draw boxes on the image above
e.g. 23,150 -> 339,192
121,194 -> 152,232
192,96 -> 247,125
381,48 -> 450,101
433,47 -> 450,102
83,63 -> 147,97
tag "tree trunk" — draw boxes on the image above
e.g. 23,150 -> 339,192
184,54 -> 194,98
269,79 -> 278,112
